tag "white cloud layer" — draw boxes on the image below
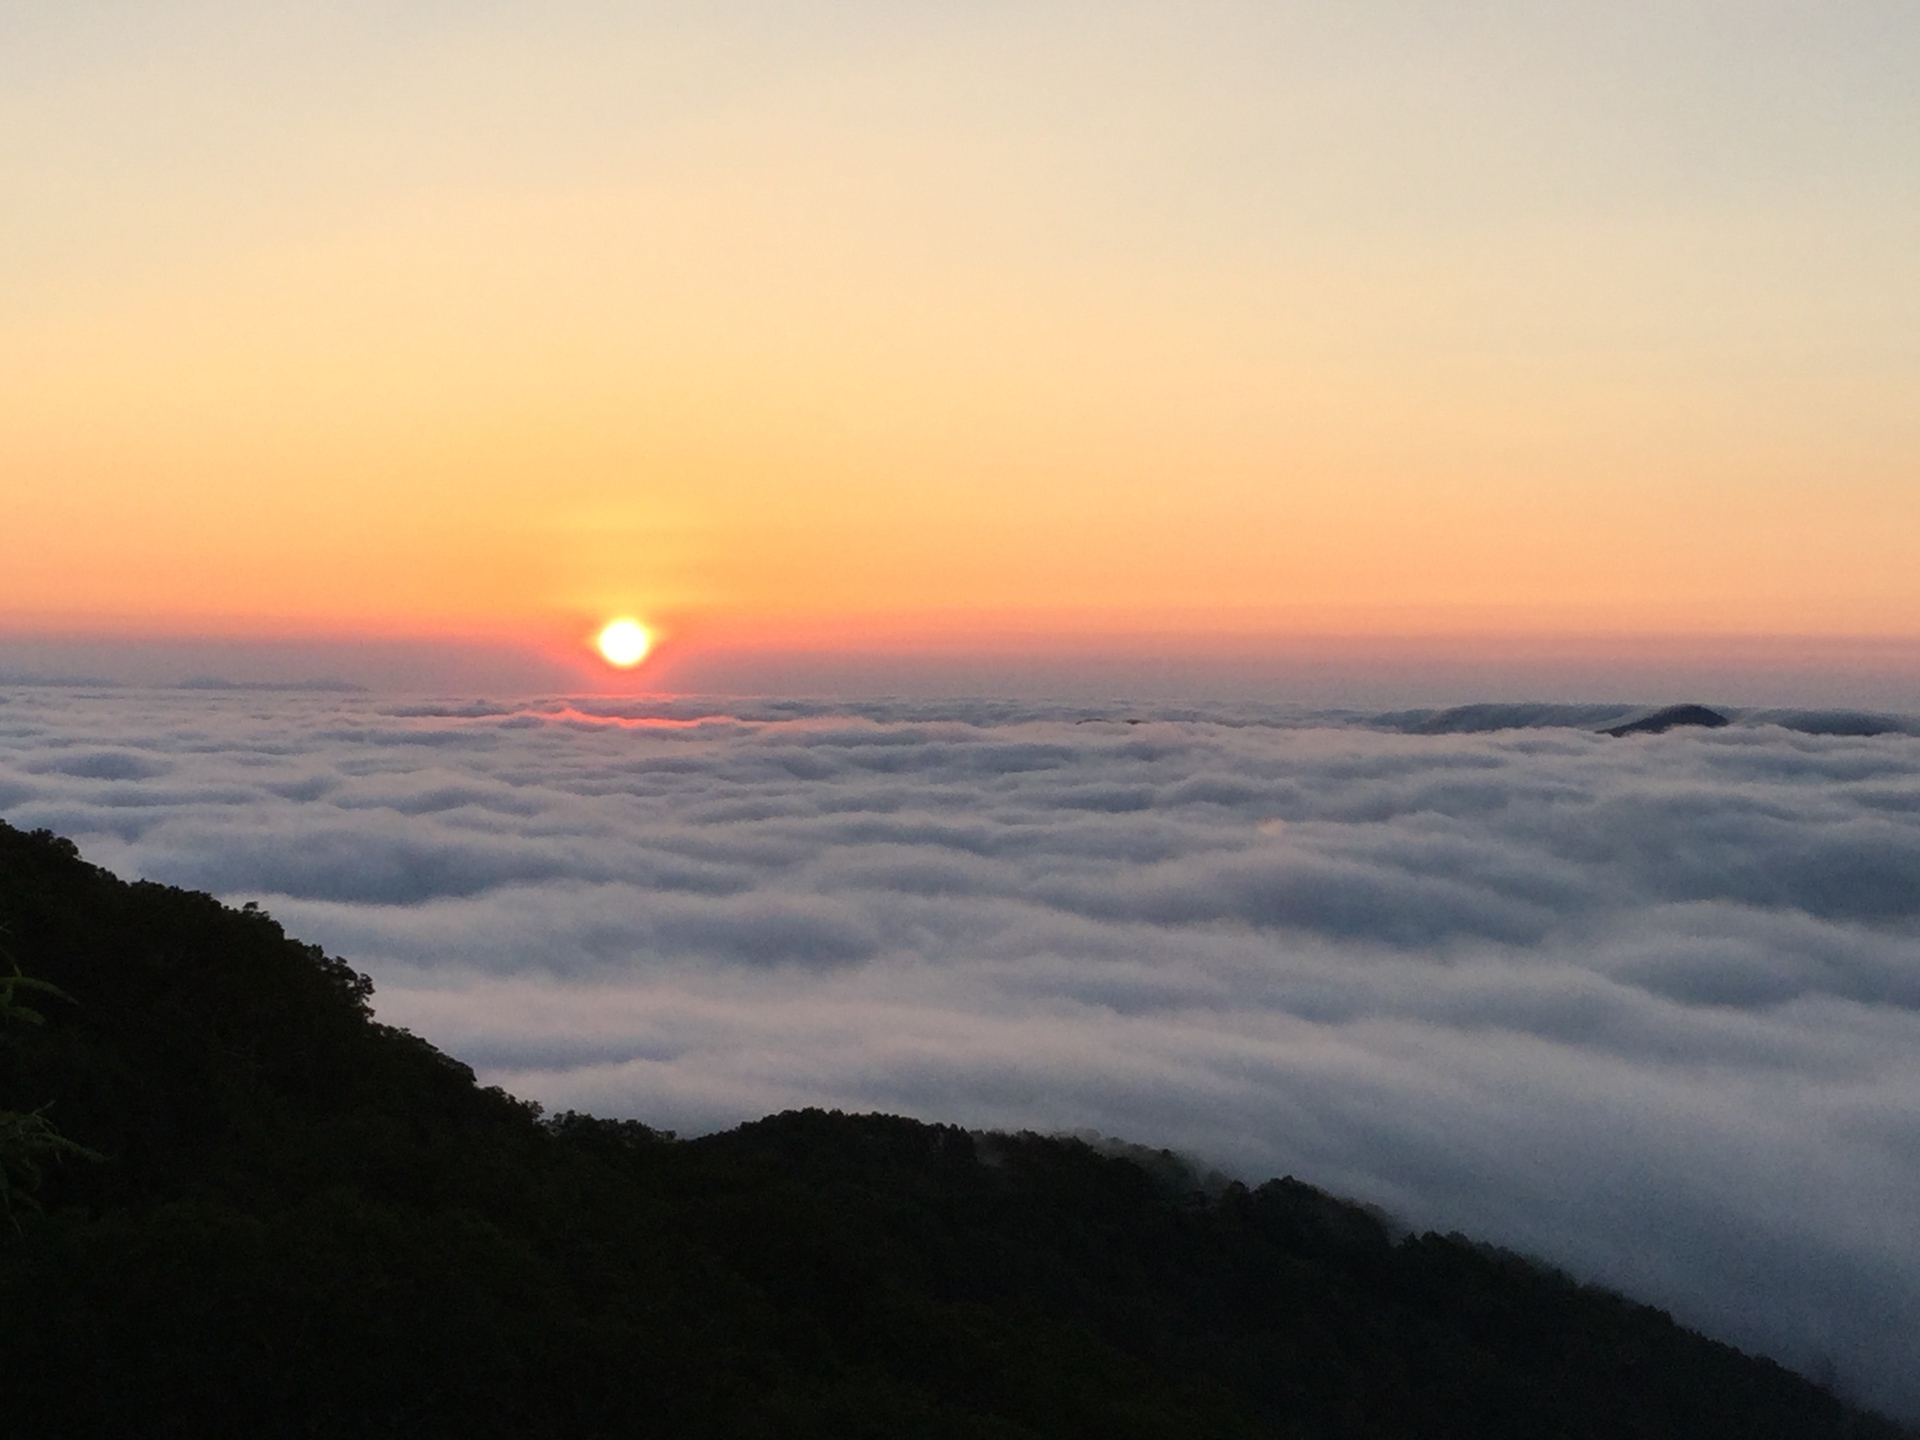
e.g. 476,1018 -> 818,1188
3,686 -> 1919,1415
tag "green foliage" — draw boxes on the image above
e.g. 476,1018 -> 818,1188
0,818 -> 1909,1440
1,961 -> 68,1028
0,952 -> 99,1219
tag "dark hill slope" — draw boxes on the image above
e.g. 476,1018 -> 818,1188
0,820 -> 1905,1440
1604,704 -> 1731,737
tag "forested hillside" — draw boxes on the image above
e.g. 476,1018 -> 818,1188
0,819 -> 1905,1439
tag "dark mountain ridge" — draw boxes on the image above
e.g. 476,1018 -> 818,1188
0,819 -> 1906,1439
1603,704 -> 1731,737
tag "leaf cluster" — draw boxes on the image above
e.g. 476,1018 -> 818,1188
0,951 -> 100,1219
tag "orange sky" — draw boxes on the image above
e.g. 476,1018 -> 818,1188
4,4 -> 1916,673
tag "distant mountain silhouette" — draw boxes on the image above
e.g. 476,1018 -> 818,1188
1378,703 -> 1639,735
1747,709 -> 1920,737
1604,704 -> 1731,737
0,672 -> 122,689
1365,702 -> 1920,740
177,674 -> 369,692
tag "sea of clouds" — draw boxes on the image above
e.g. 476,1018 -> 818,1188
3,685 -> 1918,1415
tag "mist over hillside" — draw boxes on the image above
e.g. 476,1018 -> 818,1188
2,818 -> 1911,1437
3,686 -> 1918,1415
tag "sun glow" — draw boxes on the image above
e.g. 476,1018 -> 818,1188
596,619 -> 651,668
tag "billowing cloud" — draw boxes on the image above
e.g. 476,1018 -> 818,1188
3,687 -> 1918,1416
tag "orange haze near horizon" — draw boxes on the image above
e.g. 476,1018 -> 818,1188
4,5 -> 1917,667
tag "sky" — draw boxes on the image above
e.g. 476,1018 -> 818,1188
4,1 -> 1919,682
7,10 -> 1920,1418
4,688 -> 1918,1415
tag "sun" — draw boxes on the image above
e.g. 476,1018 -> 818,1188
595,618 -> 651,668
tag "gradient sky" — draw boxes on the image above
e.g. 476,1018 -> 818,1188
5,2 -> 1917,664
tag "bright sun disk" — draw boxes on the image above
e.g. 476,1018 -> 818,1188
596,619 -> 651,667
